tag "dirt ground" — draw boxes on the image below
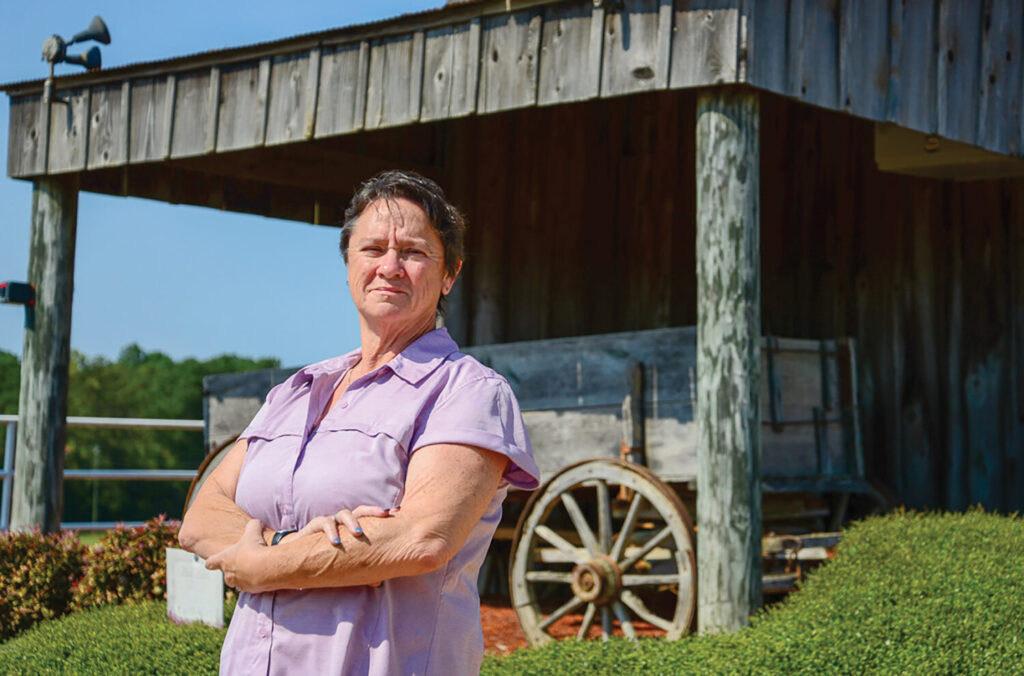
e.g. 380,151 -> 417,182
479,596 -> 664,655
480,596 -> 528,655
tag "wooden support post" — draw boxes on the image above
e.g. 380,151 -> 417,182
11,177 -> 78,533
695,88 -> 762,633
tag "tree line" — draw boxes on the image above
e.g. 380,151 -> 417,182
0,346 -> 278,523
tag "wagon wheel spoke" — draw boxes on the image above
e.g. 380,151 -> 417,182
613,601 -> 636,639
608,491 -> 644,562
619,524 -> 674,571
560,492 -> 601,555
510,460 -> 696,647
537,595 -> 585,631
621,590 -> 676,633
600,605 -> 613,641
524,571 -> 573,584
594,479 -> 612,553
576,603 -> 597,640
534,524 -> 586,563
621,574 -> 681,586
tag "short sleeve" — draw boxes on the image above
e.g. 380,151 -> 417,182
412,376 -> 540,490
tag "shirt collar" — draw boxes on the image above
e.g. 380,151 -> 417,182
298,328 -> 459,386
385,328 -> 460,385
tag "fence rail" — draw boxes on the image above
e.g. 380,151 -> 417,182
0,414 -> 204,531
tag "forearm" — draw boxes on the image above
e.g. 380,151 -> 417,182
246,514 -> 446,591
179,491 -> 275,559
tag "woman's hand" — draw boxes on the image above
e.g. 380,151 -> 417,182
205,518 -> 271,593
296,505 -> 396,545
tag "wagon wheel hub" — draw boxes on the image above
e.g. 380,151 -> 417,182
571,555 -> 621,605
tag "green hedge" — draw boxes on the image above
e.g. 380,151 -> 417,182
484,509 -> 1024,675
0,517 -> 180,643
0,602 -> 226,675
0,531 -> 86,641
2,511 -> 1021,674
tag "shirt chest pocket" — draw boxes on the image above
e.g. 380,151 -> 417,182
291,421 -> 412,523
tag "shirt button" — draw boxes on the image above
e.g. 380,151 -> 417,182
258,627 -> 267,638
340,401 -> 349,409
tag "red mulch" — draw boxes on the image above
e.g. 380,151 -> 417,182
480,596 -> 528,655
480,596 -> 663,655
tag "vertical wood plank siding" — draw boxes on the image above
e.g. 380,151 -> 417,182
10,0 -> 1024,178
86,83 -> 127,168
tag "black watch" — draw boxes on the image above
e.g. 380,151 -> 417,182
271,529 -> 297,546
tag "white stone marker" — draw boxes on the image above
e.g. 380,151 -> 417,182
166,547 -> 225,628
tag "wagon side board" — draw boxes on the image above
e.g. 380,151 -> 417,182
202,326 -> 863,487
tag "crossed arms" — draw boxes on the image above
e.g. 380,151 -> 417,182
178,438 -> 507,593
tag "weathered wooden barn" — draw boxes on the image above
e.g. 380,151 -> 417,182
5,0 -> 1024,631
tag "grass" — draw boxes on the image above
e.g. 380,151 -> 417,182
2,510 -> 1021,675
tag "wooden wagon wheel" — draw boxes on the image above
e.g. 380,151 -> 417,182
509,459 -> 696,645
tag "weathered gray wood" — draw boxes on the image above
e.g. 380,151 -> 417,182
365,34 -> 420,129
937,0 -> 982,145
887,0 -> 937,132
695,89 -> 762,633
7,96 -> 45,176
422,23 -> 478,120
205,67 -> 220,153
129,77 -> 172,163
786,0 -> 839,110
977,0 -> 1023,155
839,0 -> 889,119
314,41 -> 368,136
303,47 -> 322,140
203,326 -> 855,485
12,177 -> 78,533
46,88 -> 89,173
169,69 -> 212,158
162,75 -> 177,160
670,0 -> 739,89
749,0 -> 791,93
87,84 -> 128,169
120,81 -> 131,163
538,3 -> 597,105
266,52 -> 313,146
478,9 -> 542,113
601,0 -> 664,97
216,61 -> 266,152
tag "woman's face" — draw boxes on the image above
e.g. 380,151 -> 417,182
346,197 -> 456,332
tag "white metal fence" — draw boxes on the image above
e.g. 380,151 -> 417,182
0,413 -> 202,531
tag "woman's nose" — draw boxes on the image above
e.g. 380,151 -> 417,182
378,249 -> 403,277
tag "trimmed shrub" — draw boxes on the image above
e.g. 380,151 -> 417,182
483,509 -> 1024,675
0,601 -> 226,675
71,515 -> 180,609
0,530 -> 86,642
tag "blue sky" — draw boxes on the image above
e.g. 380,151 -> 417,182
0,1 -> 439,366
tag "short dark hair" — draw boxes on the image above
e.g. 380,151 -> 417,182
340,170 -> 466,315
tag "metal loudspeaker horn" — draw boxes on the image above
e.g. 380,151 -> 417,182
63,45 -> 102,70
69,16 -> 111,46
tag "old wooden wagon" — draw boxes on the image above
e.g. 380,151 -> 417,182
8,0 -> 1024,638
200,325 -> 868,642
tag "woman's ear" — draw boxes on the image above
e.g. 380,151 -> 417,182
443,260 -> 464,295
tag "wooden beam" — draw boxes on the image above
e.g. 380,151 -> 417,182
12,177 -> 79,533
695,87 -> 762,633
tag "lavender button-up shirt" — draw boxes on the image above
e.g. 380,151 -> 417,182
220,328 -> 539,676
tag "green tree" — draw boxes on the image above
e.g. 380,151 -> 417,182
0,346 -> 279,523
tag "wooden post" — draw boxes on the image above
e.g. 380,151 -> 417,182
695,88 -> 762,633
11,177 -> 79,533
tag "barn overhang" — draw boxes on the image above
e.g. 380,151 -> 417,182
6,0 -> 1024,224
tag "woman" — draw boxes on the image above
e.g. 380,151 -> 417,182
178,170 -> 540,675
